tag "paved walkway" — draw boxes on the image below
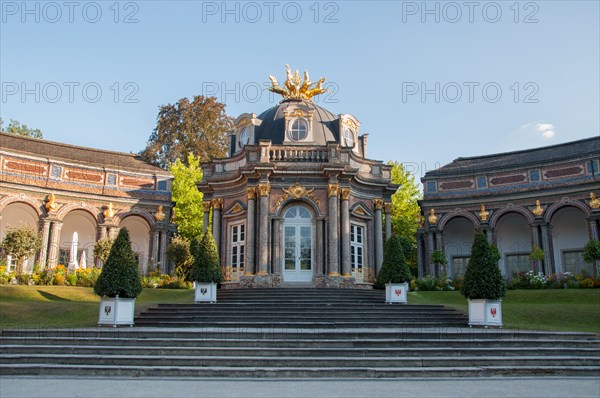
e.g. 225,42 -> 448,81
1,376 -> 599,398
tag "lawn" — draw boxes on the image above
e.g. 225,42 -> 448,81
0,286 -> 598,334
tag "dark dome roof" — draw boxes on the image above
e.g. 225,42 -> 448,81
255,99 -> 339,145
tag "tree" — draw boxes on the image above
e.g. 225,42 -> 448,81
0,225 -> 41,274
94,228 -> 142,298
583,240 -> 600,276
0,118 -> 43,138
169,153 -> 205,239
461,231 -> 506,300
374,235 -> 412,289
140,96 -> 233,168
167,236 -> 194,280
529,245 -> 545,274
93,238 -> 114,264
190,232 -> 223,283
388,161 -> 421,274
430,249 -> 447,276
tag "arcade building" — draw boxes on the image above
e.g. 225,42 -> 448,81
198,66 -> 397,288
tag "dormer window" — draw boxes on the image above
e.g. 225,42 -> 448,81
238,127 -> 250,148
289,119 -> 308,141
343,127 -> 355,148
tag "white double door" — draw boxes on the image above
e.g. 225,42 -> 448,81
283,220 -> 313,282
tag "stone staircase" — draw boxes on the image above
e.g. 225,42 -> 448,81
1,288 -> 599,377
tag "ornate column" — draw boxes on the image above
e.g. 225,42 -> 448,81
98,225 -> 107,240
328,184 -> 340,276
427,230 -> 436,275
202,201 -> 211,234
47,220 -> 63,268
108,226 -> 119,240
151,230 -> 159,271
257,183 -> 270,275
272,217 -> 283,275
340,188 -> 351,277
384,202 -> 392,241
159,230 -> 168,274
245,187 -> 256,275
416,231 -> 424,278
589,218 -> 599,241
541,223 -> 555,274
373,198 -> 384,275
38,219 -> 51,269
316,218 -> 325,275
212,198 -> 223,255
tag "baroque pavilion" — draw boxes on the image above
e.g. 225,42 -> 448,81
198,66 -> 398,288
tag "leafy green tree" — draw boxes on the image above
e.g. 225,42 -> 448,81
93,238 -> 114,264
461,231 -> 506,300
0,118 -> 43,138
529,245 -> 545,274
190,232 -> 223,283
140,96 -> 233,168
94,228 -> 142,298
388,161 -> 421,273
167,236 -> 194,280
583,240 -> 600,276
169,153 -> 204,239
0,225 -> 41,274
374,235 -> 412,289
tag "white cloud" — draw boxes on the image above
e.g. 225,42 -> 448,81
541,129 -> 555,138
535,123 -> 555,139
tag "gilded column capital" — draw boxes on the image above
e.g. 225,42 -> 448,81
340,188 -> 351,201
372,198 -> 384,210
383,202 -> 392,213
202,201 -> 212,212
212,198 -> 223,209
328,184 -> 339,198
247,187 -> 257,200
258,183 -> 271,197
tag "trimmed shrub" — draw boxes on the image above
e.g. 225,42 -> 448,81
190,233 -> 223,283
461,231 -> 506,300
374,235 -> 412,289
94,228 -> 142,298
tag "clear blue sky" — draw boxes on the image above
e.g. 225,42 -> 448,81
2,1 -> 599,183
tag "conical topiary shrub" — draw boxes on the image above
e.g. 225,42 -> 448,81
94,228 -> 142,299
374,235 -> 412,289
461,231 -> 506,300
191,232 -> 223,283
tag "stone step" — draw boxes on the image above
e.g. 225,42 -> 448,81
1,363 -> 598,378
132,321 -> 469,329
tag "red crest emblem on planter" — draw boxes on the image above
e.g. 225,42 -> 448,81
395,289 -> 402,296
490,307 -> 497,317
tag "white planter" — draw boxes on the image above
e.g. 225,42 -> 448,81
468,299 -> 502,327
385,282 -> 408,304
195,282 -> 217,303
98,296 -> 135,326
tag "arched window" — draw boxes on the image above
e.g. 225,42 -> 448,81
289,119 -> 308,141
238,127 -> 250,148
343,127 -> 355,148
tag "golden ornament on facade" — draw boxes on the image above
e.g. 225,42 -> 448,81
44,193 -> 57,212
247,187 -> 257,200
532,200 -> 545,216
340,188 -> 351,201
428,208 -> 438,225
155,205 -> 166,221
372,199 -> 384,210
478,204 -> 489,221
589,192 -> 600,209
202,201 -> 212,212
103,202 -> 115,220
258,184 -> 271,197
276,182 -> 320,207
212,198 -> 223,209
328,184 -> 340,198
383,202 -> 392,213
268,64 -> 328,101
342,118 -> 359,133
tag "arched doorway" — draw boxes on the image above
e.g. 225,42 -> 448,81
61,210 -> 98,268
119,216 -> 151,275
551,206 -> 591,275
496,212 -> 532,280
0,202 -> 40,272
442,217 -> 475,278
282,205 -> 313,282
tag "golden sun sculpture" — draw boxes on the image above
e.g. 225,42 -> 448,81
268,65 -> 328,101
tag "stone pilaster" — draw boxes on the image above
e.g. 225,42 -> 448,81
416,232 -> 424,278
589,218 -> 599,241
108,226 -> 119,240
159,230 -> 168,274
99,225 -> 107,240
47,220 -> 63,268
340,188 -> 351,277
245,188 -> 256,275
328,184 -> 340,276
152,230 -> 159,271
212,198 -> 223,255
38,219 -> 51,269
273,217 -> 282,275
257,183 -> 270,275
427,231 -> 436,275
373,198 -> 384,275
384,202 -> 392,241
202,201 -> 211,234
541,223 -> 555,274
316,218 -> 325,275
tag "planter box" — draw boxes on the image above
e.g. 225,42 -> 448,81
195,282 -> 217,303
385,282 -> 408,304
468,299 -> 502,327
98,296 -> 135,326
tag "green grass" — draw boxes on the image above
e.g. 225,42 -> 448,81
409,289 -> 600,334
1,286 -> 598,334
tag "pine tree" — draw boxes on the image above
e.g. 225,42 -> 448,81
461,231 -> 506,300
190,233 -> 223,283
374,235 -> 412,289
94,228 -> 142,298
